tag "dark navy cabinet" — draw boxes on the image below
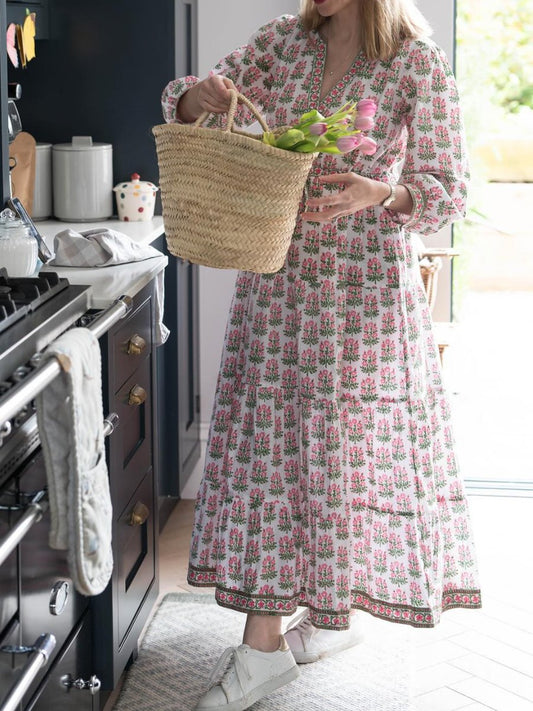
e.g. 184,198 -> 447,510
155,248 -> 201,507
96,281 -> 159,708
0,0 -> 201,515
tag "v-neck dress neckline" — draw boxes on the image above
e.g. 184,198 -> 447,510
310,29 -> 367,108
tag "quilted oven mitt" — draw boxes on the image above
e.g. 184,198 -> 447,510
36,327 -> 113,596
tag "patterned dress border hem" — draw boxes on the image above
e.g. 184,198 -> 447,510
187,565 -> 481,630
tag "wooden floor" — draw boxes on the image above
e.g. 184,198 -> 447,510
157,495 -> 533,711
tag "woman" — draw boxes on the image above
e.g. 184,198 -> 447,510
162,1 -> 481,709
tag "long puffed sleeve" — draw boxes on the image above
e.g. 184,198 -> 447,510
392,41 -> 470,235
161,15 -> 295,127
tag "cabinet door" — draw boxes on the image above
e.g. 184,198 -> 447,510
109,357 -> 153,518
175,0 -> 197,76
116,469 -> 156,646
156,252 -> 201,499
176,258 -> 201,485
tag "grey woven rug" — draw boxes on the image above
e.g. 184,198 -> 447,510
112,593 -> 414,711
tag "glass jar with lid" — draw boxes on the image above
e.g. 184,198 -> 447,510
0,209 -> 38,277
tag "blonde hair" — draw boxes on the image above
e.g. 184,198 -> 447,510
299,0 -> 432,61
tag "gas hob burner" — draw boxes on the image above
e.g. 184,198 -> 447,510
0,269 -> 69,335
0,274 -> 90,385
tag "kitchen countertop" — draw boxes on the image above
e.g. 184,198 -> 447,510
38,216 -> 168,309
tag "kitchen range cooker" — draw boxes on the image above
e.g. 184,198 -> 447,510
0,268 -> 127,711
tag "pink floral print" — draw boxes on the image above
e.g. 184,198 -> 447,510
162,15 -> 481,629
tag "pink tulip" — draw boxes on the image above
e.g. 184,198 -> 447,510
309,122 -> 328,136
354,115 -> 375,131
358,136 -> 378,156
336,134 -> 362,153
356,99 -> 377,117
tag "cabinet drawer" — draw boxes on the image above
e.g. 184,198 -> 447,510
28,611 -> 99,711
111,297 -> 152,392
116,469 -> 156,646
109,357 -> 152,517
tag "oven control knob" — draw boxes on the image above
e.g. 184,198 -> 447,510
13,406 -> 29,428
0,420 -> 12,444
49,580 -> 70,616
61,674 -> 102,695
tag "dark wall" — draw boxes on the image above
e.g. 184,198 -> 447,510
7,0 -> 179,203
0,2 -> 10,202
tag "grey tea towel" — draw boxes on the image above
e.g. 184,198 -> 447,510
51,227 -> 169,345
36,328 -> 113,596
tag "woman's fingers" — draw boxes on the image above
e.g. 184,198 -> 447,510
222,76 -> 237,92
300,208 -> 351,222
318,172 -> 354,184
198,74 -> 235,113
301,172 -> 378,221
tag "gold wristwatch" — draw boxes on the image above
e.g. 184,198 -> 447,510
381,183 -> 397,208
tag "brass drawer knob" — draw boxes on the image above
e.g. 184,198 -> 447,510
128,501 -> 149,527
127,333 -> 147,356
128,384 -> 147,406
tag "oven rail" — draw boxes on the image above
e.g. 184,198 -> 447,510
0,295 -> 133,428
0,491 -> 46,568
0,634 -> 56,711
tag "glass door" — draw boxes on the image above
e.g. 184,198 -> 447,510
450,0 -> 533,495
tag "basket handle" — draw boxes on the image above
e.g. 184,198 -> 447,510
194,90 -> 270,135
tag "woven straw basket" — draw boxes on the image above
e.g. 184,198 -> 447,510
153,91 -> 315,273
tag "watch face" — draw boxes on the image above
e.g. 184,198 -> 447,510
382,184 -> 393,207
383,184 -> 397,207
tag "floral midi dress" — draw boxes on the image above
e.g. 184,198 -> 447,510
162,14 -> 482,630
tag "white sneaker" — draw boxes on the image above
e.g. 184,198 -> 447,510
284,609 -> 364,664
194,636 -> 299,711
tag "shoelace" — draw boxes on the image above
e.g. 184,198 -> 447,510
208,647 -> 252,694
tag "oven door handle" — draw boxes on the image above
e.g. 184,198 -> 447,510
0,633 -> 56,711
0,498 -> 47,568
0,295 -> 133,428
102,411 -> 119,438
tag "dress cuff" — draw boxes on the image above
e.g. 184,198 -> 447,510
385,183 -> 425,229
162,76 -> 199,124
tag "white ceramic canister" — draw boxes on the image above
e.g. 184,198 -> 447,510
0,208 -> 38,277
52,136 -> 113,221
113,173 -> 159,222
33,142 -> 52,221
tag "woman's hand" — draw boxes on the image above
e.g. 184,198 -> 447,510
300,172 -> 391,222
177,73 -> 237,122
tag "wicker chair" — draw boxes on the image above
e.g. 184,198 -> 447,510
417,245 -> 460,362
419,255 -> 442,313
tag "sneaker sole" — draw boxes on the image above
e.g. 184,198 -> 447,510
195,663 -> 300,711
291,632 -> 365,664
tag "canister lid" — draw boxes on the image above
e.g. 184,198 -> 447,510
113,173 -> 158,195
0,208 -> 23,227
53,136 -> 112,151
0,208 -> 30,237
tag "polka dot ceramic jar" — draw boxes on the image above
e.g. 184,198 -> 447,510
113,173 -> 158,222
